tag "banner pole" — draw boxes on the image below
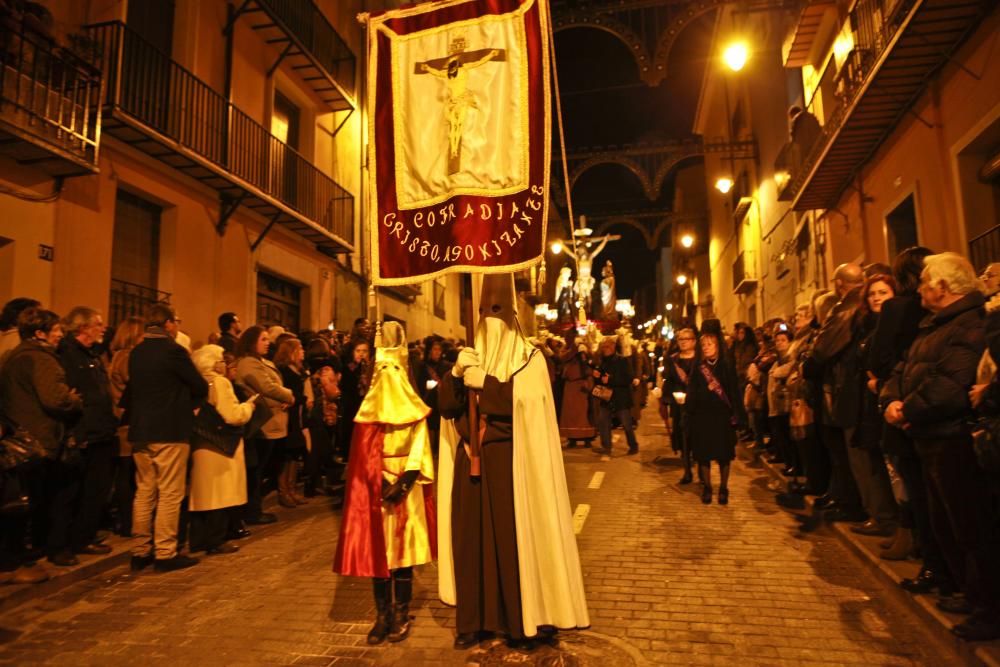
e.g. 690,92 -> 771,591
547,11 -> 578,257
464,274 -> 481,477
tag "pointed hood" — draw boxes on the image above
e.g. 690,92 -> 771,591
354,321 -> 430,426
475,274 -> 535,383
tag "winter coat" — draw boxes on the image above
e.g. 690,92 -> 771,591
881,291 -> 986,441
865,293 -> 928,382
0,340 -> 83,456
237,355 -> 293,440
595,353 -> 634,411
125,329 -> 208,443
806,286 -> 863,428
59,336 -> 118,444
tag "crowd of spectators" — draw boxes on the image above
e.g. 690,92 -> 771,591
0,299 -> 463,583
655,249 -> 1000,642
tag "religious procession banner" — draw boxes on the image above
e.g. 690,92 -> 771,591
362,0 -> 550,285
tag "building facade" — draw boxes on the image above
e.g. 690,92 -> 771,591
0,0 -> 467,347
692,0 -> 999,330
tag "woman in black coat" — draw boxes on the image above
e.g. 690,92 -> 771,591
865,246 -> 938,568
686,330 -> 741,505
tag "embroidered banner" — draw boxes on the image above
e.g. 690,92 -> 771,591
364,0 -> 550,285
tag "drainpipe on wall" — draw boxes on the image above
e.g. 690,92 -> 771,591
856,173 -> 872,262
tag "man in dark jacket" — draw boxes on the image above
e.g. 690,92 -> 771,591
0,308 -> 83,568
593,336 -> 640,455
882,252 -> 999,641
805,263 -> 865,522
217,312 -> 241,355
59,307 -> 118,560
125,303 -> 208,572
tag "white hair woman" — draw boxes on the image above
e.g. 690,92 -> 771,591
189,344 -> 257,555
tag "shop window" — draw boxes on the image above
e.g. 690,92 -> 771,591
110,190 -> 164,325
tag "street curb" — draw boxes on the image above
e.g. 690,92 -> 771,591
738,442 -> 1000,667
0,493 -> 338,616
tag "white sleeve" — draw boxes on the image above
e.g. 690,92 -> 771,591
212,378 -> 255,426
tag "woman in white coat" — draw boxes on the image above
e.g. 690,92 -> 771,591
189,345 -> 256,555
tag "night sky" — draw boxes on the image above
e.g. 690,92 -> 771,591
550,9 -> 715,304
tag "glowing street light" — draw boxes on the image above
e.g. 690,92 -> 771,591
550,240 -> 563,254
666,303 -> 674,311
715,177 -> 734,194
680,233 -> 695,249
676,274 -> 688,286
723,42 -> 749,72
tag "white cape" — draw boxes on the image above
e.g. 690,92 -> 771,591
437,352 -> 590,635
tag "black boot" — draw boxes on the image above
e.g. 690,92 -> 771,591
387,568 -> 412,642
367,578 -> 392,645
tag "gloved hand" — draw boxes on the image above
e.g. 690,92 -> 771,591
464,366 -> 487,390
382,470 -> 420,505
452,348 -> 480,377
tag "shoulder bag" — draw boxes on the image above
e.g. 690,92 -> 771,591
191,403 -> 244,457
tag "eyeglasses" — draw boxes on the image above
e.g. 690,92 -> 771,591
677,336 -> 696,341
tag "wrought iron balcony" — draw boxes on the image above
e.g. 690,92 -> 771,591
785,0 -> 993,212
109,278 -> 171,326
87,21 -> 354,255
0,11 -> 102,176
228,0 -> 355,111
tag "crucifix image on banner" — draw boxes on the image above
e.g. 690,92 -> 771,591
415,39 -> 507,175
393,15 -> 529,211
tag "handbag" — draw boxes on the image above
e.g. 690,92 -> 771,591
789,398 -> 815,441
191,403 -> 244,457
0,419 -> 47,471
591,385 -> 613,402
972,415 -> 1000,474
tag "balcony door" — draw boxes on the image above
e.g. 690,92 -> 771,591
270,91 -> 301,210
111,190 -> 163,325
124,0 -> 176,134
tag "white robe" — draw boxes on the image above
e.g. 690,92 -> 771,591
437,352 -> 590,635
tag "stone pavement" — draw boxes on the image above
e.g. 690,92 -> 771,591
0,404 -> 958,666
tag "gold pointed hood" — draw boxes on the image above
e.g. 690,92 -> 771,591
354,321 -> 430,426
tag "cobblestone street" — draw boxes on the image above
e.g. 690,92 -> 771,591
0,405 -> 956,666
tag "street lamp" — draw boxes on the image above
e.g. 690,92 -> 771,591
550,240 -> 563,255
680,233 -> 694,249
676,274 -> 688,286
715,177 -> 734,194
666,303 -> 674,311
723,42 -> 749,72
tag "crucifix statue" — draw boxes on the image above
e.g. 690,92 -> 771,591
571,234 -> 618,317
415,37 -> 506,174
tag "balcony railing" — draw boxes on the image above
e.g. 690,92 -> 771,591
87,21 -> 354,252
259,0 -> 354,95
109,279 -> 171,327
0,11 -> 102,175
784,0 -> 990,211
969,225 -> 1000,275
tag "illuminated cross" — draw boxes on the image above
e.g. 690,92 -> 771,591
415,37 -> 506,174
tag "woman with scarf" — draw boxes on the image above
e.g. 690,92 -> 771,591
663,326 -> 698,483
686,324 -> 741,505
333,322 -> 434,646
188,345 -> 256,555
